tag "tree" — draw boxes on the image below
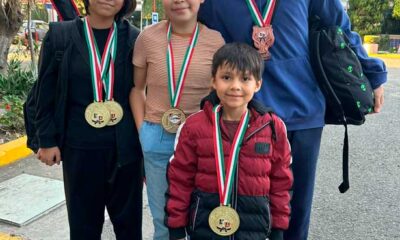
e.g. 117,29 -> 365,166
393,0 -> 400,19
27,0 -> 36,74
142,0 -> 165,22
382,0 -> 400,34
348,0 -> 389,36
0,0 -> 24,74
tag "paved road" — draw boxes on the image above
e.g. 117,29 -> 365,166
0,68 -> 399,240
309,68 -> 400,239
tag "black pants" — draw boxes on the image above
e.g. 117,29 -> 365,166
62,145 -> 143,240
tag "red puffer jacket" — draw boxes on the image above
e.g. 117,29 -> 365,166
166,95 -> 293,240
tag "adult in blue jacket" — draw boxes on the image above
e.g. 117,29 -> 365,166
198,0 -> 387,239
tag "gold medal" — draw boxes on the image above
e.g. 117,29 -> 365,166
104,100 -> 123,126
84,102 -> 111,128
252,25 -> 275,60
161,108 -> 186,133
208,205 -> 240,236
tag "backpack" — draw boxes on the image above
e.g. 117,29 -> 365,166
23,21 -> 74,153
309,16 -> 374,193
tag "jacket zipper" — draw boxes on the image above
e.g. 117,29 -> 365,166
266,197 -> 272,236
192,196 -> 200,231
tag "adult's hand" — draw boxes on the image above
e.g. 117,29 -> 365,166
373,85 -> 384,113
37,147 -> 61,166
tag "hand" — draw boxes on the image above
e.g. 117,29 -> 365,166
37,147 -> 61,166
372,85 -> 384,113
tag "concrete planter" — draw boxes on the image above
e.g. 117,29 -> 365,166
363,43 -> 379,54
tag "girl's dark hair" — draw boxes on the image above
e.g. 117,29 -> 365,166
83,0 -> 136,20
211,42 -> 264,81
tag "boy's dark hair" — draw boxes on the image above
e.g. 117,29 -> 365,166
212,42 -> 264,80
83,0 -> 136,20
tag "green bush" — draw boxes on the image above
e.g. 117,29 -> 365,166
394,0 -> 400,19
364,35 -> 380,44
390,46 -> 399,53
0,60 -> 36,132
378,34 -> 390,51
0,95 -> 25,131
0,59 -> 35,98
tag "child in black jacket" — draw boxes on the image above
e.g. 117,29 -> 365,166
34,0 -> 143,239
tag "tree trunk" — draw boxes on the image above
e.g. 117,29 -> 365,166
27,0 -> 37,74
0,0 -> 24,75
0,34 -> 13,75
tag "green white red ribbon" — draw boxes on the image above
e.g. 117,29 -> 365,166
166,22 -> 199,108
213,104 -> 250,205
245,0 -> 276,27
83,17 -> 117,102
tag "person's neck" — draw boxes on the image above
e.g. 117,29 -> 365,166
87,14 -> 114,29
170,19 -> 198,35
221,106 -> 248,121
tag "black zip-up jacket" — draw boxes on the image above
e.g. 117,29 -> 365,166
34,17 -> 142,165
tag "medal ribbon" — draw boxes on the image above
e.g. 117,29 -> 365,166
245,0 -> 276,27
166,22 -> 200,108
213,105 -> 250,205
83,17 -> 117,102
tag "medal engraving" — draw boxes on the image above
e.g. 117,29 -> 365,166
85,102 -> 111,128
161,108 -> 186,133
104,100 -> 123,126
252,25 -> 275,60
208,205 -> 240,236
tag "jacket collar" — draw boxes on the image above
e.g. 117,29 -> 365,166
200,91 -> 274,141
70,17 -> 130,67
200,90 -> 274,120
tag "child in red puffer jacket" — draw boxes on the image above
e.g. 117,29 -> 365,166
165,43 -> 293,240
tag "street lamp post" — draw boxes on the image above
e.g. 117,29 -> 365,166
139,0 -> 143,31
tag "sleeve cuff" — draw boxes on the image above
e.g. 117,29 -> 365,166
168,227 -> 186,239
269,228 -> 284,240
38,136 -> 58,148
366,70 -> 387,89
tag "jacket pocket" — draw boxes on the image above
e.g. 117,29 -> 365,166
189,195 -> 201,232
265,196 -> 272,236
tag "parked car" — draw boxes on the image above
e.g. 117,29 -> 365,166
12,20 -> 49,45
24,20 -> 49,42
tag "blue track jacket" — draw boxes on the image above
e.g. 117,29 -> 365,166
198,0 -> 387,131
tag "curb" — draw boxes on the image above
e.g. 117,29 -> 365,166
372,56 -> 400,68
370,54 -> 400,59
0,232 -> 24,240
0,136 -> 33,167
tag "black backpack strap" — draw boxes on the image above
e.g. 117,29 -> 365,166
338,124 -> 350,193
316,27 -> 350,193
49,20 -> 75,63
268,112 -> 277,142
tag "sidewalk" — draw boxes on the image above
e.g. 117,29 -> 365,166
0,155 -> 154,240
0,68 -> 399,239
